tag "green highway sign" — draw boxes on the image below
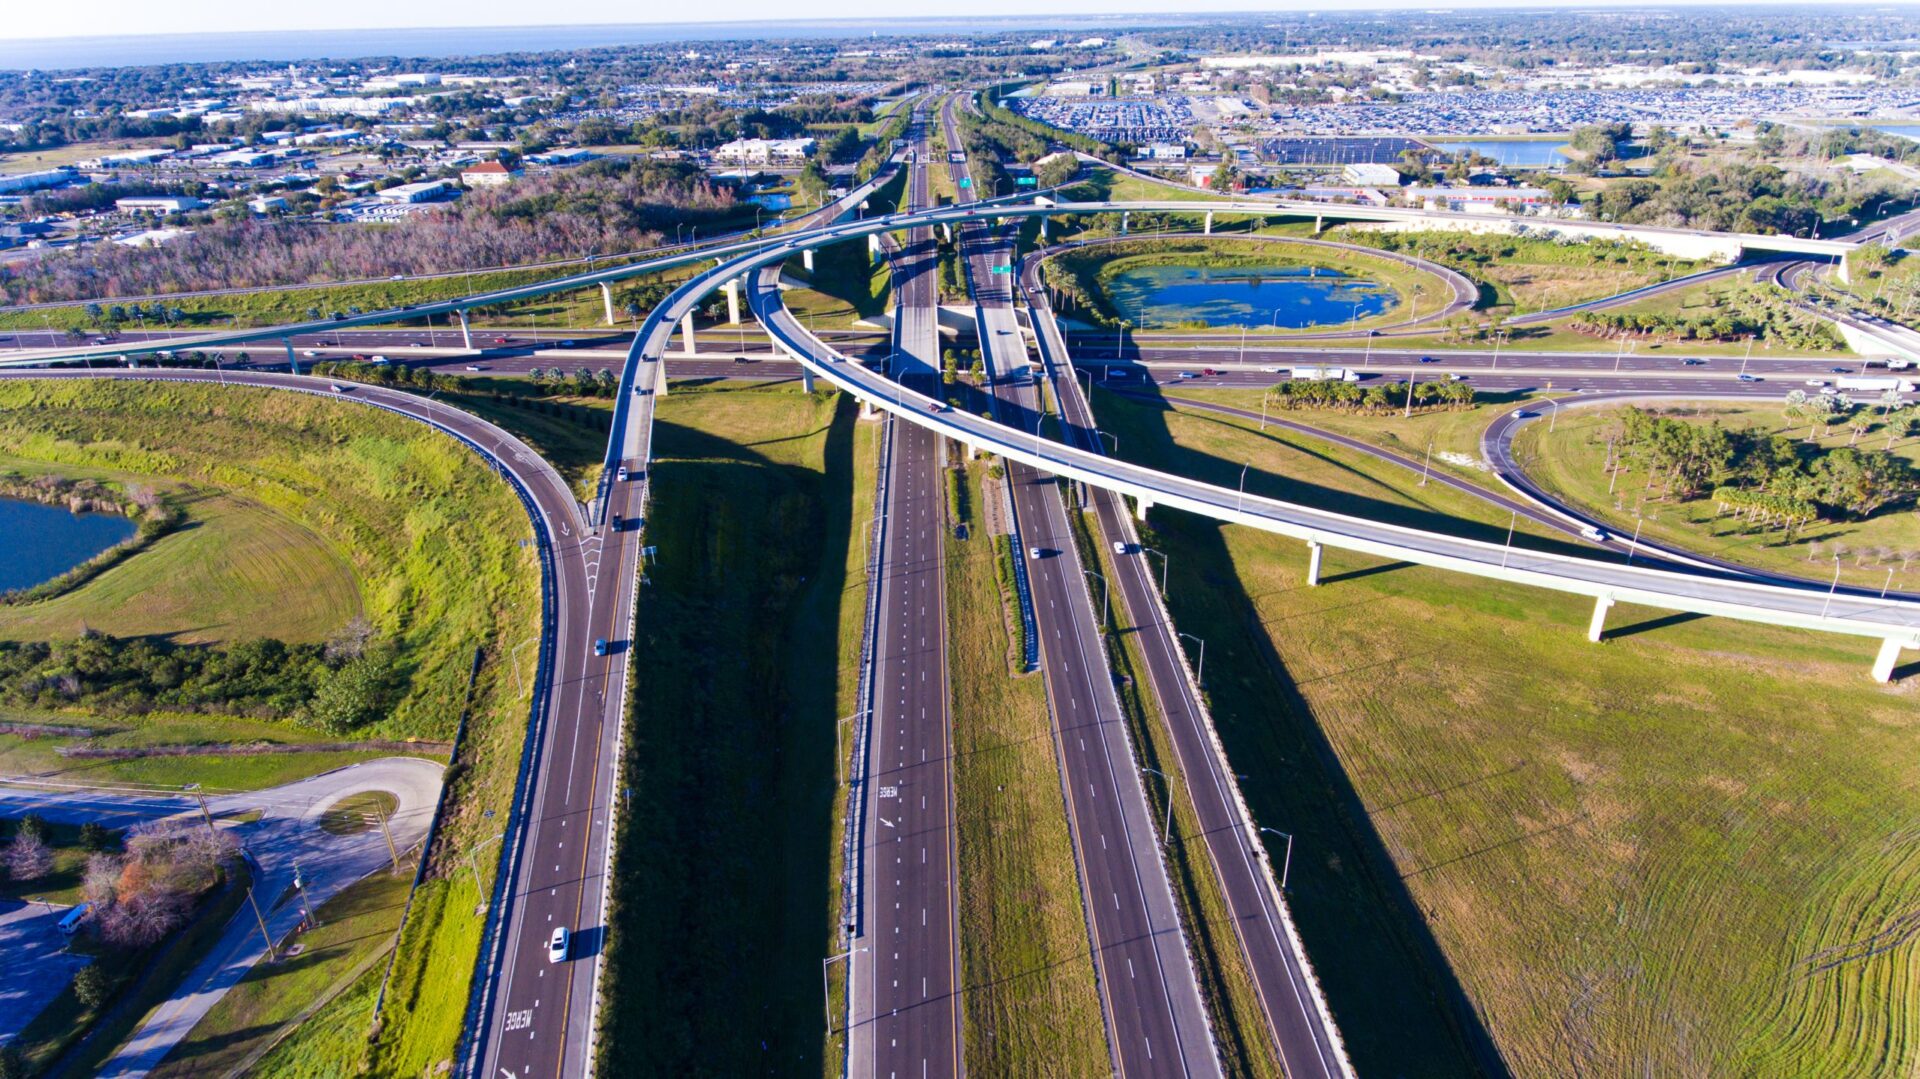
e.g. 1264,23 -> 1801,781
990,265 -> 1012,274
958,177 -> 972,188
1016,176 -> 1037,185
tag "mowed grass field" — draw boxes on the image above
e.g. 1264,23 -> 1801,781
0,480 -> 361,644
947,458 -> 1108,1076
1096,384 -> 1920,1076
597,383 -> 861,1076
1517,401 -> 1920,593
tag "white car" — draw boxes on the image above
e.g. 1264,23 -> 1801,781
548,927 -> 569,963
1805,379 -> 1828,388
1028,546 -> 1043,560
1579,525 -> 1609,542
1112,541 -> 1128,555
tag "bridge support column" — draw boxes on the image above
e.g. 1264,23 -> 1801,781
601,282 -> 616,326
1306,540 -> 1323,587
1314,214 -> 1324,235
1204,211 -> 1214,235
723,278 -> 741,325
1873,637 -> 1910,683
868,233 -> 882,263
1133,495 -> 1151,521
801,366 -> 815,393
1587,594 -> 1615,643
283,337 -> 299,375
942,222 -> 952,244
457,309 -> 473,350
802,248 -> 815,273
1836,252 -> 1852,287
1039,215 -> 1048,240
1121,212 -> 1130,235
680,313 -> 696,357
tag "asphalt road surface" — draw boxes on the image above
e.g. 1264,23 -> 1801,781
0,755 -> 442,1077
1027,259 -> 1353,1078
943,92 -> 1221,1078
849,110 -> 965,1079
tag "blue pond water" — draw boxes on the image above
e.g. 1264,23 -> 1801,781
1432,140 -> 1571,167
748,192 -> 793,211
0,497 -> 136,592
1105,263 -> 1396,330
1874,125 -> 1920,141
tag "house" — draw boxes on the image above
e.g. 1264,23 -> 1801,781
460,161 -> 521,187
249,195 -> 289,214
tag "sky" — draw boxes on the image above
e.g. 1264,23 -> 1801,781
3,0 -> 1806,45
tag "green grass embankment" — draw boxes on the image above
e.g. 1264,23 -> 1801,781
1093,380 -> 1920,1076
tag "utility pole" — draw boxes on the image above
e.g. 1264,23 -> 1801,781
246,882 -> 278,961
369,803 -> 402,874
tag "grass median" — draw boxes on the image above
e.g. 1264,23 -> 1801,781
596,382 -> 862,1076
947,458 -> 1108,1077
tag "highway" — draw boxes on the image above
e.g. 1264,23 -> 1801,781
942,92 -> 1222,1077
848,109 -> 965,1079
1030,255 -> 1362,1078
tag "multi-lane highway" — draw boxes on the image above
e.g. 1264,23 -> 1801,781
941,92 -> 1222,1077
1027,257 -> 1356,1078
847,109 -> 965,1079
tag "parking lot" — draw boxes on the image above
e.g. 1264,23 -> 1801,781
0,899 -> 91,1046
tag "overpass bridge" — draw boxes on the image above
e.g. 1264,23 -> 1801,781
9,184 -> 1913,681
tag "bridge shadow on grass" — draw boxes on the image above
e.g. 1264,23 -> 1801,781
1085,377 -> 1511,1079
1601,610 -> 1707,641
597,393 -> 858,1078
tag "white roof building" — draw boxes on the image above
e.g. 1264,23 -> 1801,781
1342,163 -> 1404,187
713,138 -> 816,165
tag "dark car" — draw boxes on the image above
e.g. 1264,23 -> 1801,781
1419,355 -> 1438,363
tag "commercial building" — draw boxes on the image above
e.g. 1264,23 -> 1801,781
248,195 -> 290,214
0,169 -> 76,195
1342,162 -> 1405,186
1406,185 -> 1552,211
115,196 -> 207,215
375,179 -> 454,203
712,137 -> 816,165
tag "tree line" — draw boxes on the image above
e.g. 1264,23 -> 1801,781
0,626 -> 400,735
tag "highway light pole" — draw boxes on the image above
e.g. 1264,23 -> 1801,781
1500,509 -> 1518,569
464,831 -> 506,914
1084,569 -> 1109,624
1236,461 -> 1251,515
1178,630 -> 1206,688
1141,766 -> 1175,845
822,947 -> 867,1037
1259,827 -> 1295,892
1822,554 -> 1844,617
1143,547 -> 1169,597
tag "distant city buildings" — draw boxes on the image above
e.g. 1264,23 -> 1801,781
713,137 -> 816,165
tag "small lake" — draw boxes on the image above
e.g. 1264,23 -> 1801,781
1430,140 -> 1571,168
0,497 -> 136,592
1104,263 -> 1396,330
1873,125 -> 1920,141
748,192 -> 793,211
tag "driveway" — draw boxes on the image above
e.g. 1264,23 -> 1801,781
0,757 -> 442,1075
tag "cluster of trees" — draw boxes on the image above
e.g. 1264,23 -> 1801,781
1265,378 -> 1475,412
1605,405 -> 1919,524
1572,286 -> 1843,350
1,159 -> 744,306
0,626 -> 400,734
81,818 -> 235,949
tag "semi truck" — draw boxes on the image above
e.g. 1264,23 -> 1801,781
1290,366 -> 1362,383
1836,376 -> 1915,393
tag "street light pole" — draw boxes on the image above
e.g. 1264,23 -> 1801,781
1143,546 -> 1169,596
1084,569 -> 1109,624
1259,827 -> 1295,891
1141,766 -> 1175,845
1178,630 -> 1205,688
1236,460 -> 1250,515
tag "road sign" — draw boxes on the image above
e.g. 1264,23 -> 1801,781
958,177 -> 971,188
1016,176 -> 1037,186
990,265 -> 1012,275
